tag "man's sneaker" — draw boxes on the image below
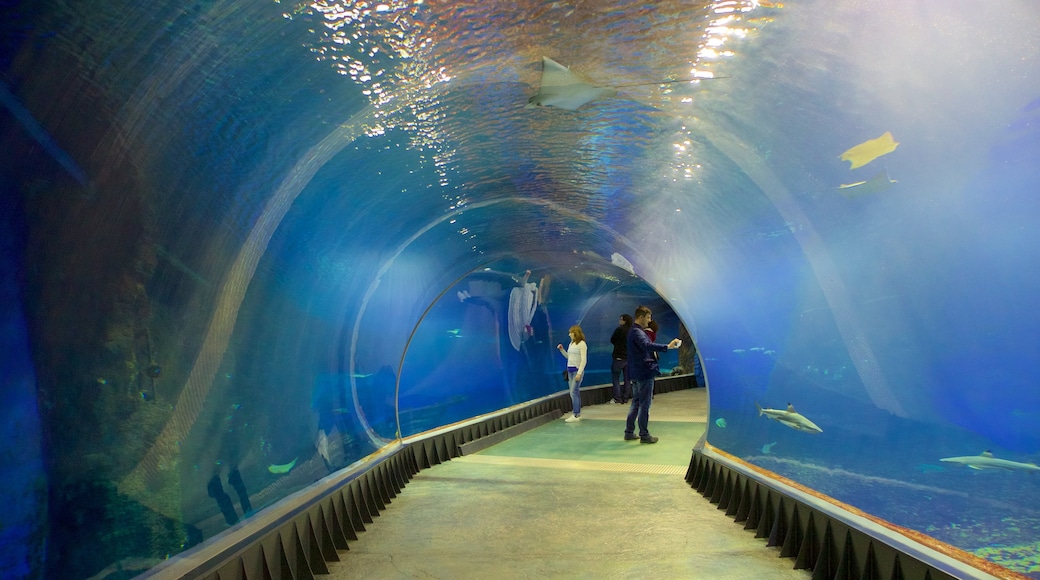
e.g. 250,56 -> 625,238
565,415 -> 581,423
640,436 -> 659,444
624,434 -> 638,441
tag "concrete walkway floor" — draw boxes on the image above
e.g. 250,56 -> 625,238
326,389 -> 810,579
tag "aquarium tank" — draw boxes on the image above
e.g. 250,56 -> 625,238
1,0 -> 1039,578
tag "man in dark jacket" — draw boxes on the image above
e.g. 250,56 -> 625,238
625,306 -> 681,444
609,314 -> 633,403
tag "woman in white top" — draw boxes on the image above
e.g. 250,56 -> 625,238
557,325 -> 588,422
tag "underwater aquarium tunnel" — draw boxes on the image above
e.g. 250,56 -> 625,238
2,0 -> 1040,578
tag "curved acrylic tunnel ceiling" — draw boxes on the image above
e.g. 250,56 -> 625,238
91,0 -> 744,466
6,0 -> 1040,576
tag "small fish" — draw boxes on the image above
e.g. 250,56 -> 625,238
446,329 -> 463,338
267,458 -> 298,474
732,349 -> 745,354
761,442 -> 778,454
714,417 -> 728,428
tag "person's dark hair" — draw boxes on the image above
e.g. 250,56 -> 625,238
620,313 -> 633,326
647,320 -> 659,333
634,305 -> 652,320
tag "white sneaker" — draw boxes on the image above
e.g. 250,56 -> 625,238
565,415 -> 581,423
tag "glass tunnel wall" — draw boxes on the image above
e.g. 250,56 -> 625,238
685,5 -> 1040,576
2,0 -> 1040,578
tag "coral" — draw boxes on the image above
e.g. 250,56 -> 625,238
975,543 -> 1040,575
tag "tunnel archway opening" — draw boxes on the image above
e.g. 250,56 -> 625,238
392,252 -> 708,440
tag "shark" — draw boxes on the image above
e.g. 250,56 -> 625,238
939,451 -> 1040,472
755,402 -> 823,433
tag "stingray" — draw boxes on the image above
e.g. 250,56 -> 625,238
526,56 -> 720,110
837,170 -> 897,198
610,252 -> 635,274
839,131 -> 900,169
507,270 -> 538,351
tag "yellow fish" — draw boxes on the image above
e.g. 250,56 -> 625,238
839,132 -> 899,169
267,457 -> 297,474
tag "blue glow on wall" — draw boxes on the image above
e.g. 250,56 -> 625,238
2,0 -> 1040,577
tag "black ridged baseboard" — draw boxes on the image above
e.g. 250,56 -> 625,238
577,372 -> 697,408
458,409 -> 563,456
139,389 -> 605,579
137,379 -> 698,579
685,448 -> 1014,580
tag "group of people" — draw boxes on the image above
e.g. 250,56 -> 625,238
555,305 -> 681,444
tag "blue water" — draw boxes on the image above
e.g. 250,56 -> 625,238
0,176 -> 45,579
2,0 -> 1040,577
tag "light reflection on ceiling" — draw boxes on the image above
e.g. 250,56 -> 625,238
285,0 -> 781,257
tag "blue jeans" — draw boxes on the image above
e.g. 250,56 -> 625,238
693,353 -> 706,388
610,358 -> 629,402
569,369 -> 583,416
625,377 -> 655,438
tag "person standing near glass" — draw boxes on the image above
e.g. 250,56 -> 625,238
557,325 -> 588,423
609,314 -> 633,403
625,306 -> 681,443
644,319 -> 657,342
646,319 -> 660,364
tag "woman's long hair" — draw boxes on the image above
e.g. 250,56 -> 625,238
568,325 -> 585,343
